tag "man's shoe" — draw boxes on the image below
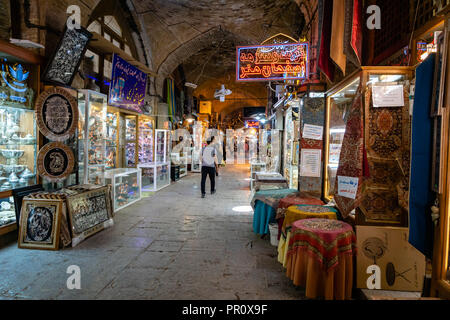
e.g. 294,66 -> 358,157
211,190 -> 216,195
201,194 -> 206,198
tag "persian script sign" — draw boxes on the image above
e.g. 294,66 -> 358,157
35,87 -> 78,141
66,186 -> 112,240
108,54 -> 147,113
37,142 -> 75,182
236,43 -> 309,82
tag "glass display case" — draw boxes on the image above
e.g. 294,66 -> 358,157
323,77 -> 360,200
324,67 -> 413,209
283,107 -> 299,189
171,151 -> 188,178
138,116 -> 154,164
0,196 -> 16,229
78,90 -> 107,185
123,115 -> 138,168
191,123 -> 202,172
106,110 -> 119,169
104,168 -> 141,212
155,129 -> 170,163
138,162 -> 171,192
250,162 -> 267,190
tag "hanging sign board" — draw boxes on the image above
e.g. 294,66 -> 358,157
236,43 -> 309,82
108,54 -> 147,113
372,85 -> 405,107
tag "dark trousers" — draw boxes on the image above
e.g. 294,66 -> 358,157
201,166 -> 215,195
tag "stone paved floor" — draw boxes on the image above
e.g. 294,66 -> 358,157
0,165 -> 306,300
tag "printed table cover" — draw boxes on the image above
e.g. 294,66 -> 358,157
287,218 -> 356,271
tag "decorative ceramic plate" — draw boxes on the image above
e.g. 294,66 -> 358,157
37,142 -> 75,182
35,87 -> 78,142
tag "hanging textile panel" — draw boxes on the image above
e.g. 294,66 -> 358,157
300,98 -> 325,196
330,0 -> 347,74
408,54 -> 435,259
318,0 -> 336,82
361,84 -> 411,225
334,86 -> 364,218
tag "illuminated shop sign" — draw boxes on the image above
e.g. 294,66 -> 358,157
245,120 -> 260,128
236,43 -> 309,82
108,54 -> 147,113
0,59 -> 34,107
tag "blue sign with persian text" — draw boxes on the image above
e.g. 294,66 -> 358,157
108,54 -> 147,113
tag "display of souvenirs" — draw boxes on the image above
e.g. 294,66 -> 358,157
138,118 -> 154,164
37,142 -> 75,182
106,112 -> 118,169
78,90 -> 107,185
104,168 -> 141,212
139,163 -> 170,192
0,106 -> 38,192
125,116 -> 137,167
0,197 -> 16,227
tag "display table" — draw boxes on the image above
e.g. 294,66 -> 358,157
285,219 -> 356,300
255,173 -> 288,191
105,168 -> 142,212
250,162 -> 267,190
278,205 -> 338,267
138,162 -> 171,192
251,189 -> 298,235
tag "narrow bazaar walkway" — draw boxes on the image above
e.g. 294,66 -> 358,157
0,165 -> 306,300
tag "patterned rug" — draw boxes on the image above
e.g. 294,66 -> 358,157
334,84 -> 365,218
362,84 -> 411,224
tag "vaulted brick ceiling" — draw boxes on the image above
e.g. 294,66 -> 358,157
131,0 -> 306,108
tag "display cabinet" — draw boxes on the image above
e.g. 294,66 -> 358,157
123,114 -> 138,168
106,109 -> 119,169
191,124 -> 202,172
138,116 -> 154,164
155,129 -> 170,163
104,168 -> 141,212
250,162 -> 267,190
283,107 -> 299,190
78,90 -> 107,185
323,67 -> 413,204
171,151 -> 188,178
138,162 -> 170,192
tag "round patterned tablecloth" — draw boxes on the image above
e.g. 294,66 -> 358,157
288,218 -> 356,271
285,218 -> 356,300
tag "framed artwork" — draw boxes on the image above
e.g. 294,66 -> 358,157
12,185 -> 44,229
18,199 -> 63,250
35,87 -> 78,142
431,30 -> 448,117
66,186 -> 112,241
42,26 -> 92,87
37,142 -> 75,182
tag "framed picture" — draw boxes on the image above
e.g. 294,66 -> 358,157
42,26 -> 92,87
18,199 -> 63,251
431,29 -> 448,117
12,185 -> 44,229
66,186 -> 112,242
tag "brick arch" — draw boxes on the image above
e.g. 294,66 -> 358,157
153,27 -> 250,96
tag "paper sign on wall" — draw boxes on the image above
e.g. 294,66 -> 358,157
302,124 -> 323,141
300,149 -> 321,177
329,144 -> 342,164
337,176 -> 359,199
372,85 -> 405,107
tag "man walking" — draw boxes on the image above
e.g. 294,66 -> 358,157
200,138 -> 218,198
